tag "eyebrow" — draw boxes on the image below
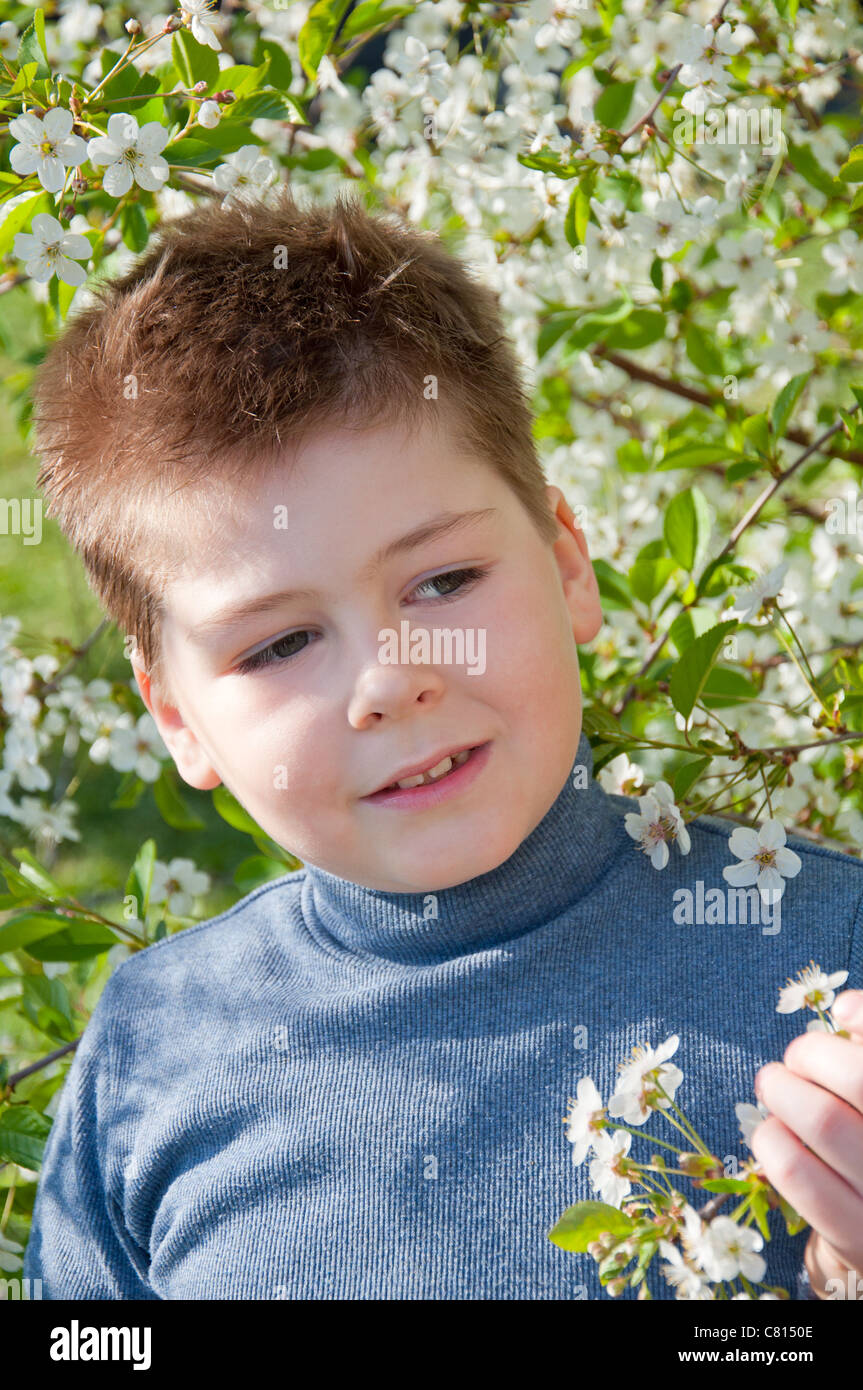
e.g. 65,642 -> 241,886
187,507 -> 499,645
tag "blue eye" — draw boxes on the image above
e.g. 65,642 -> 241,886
235,566 -> 490,674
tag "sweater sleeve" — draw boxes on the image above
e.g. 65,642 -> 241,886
22,970 -> 158,1300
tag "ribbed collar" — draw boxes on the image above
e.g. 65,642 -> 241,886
300,730 -> 627,965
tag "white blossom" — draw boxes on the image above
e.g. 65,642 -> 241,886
777,963 -> 849,1015
13,214 -> 91,286
722,820 -> 802,903
87,114 -> 170,197
8,108 -> 87,192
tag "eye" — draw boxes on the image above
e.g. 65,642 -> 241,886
410,565 -> 490,602
235,630 -> 314,674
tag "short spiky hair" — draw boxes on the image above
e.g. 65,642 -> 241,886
33,186 -> 559,697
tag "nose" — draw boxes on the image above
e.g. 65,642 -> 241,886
347,652 -> 446,729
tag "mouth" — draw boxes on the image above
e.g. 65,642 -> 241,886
362,741 -> 491,803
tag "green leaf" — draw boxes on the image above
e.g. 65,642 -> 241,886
673,755 -> 710,801
253,39 -> 293,90
726,457 -> 763,483
228,90 -> 306,124
164,137 -> 220,168
233,855 -> 289,896
663,486 -> 712,573
656,443 -> 734,471
0,191 -> 49,262
339,2 -> 415,44
787,142 -> 838,197
16,20 -> 51,80
838,149 -> 863,183
593,81 -> 636,130
777,1194 -> 808,1236
603,309 -> 666,351
697,1177 -> 752,1194
629,556 -> 677,604
592,558 -> 631,609
668,619 -> 739,721
25,922 -> 119,961
125,839 -> 157,922
685,323 -> 724,377
33,9 -> 49,65
700,667 -> 757,707
298,0 -> 352,79
548,1200 -> 634,1252
537,311 -> 579,359
153,768 -> 206,832
751,1188 -> 771,1241
669,608 -> 720,654
742,413 -> 770,456
11,849 -> 66,901
212,785 -> 266,838
0,1105 -> 52,1168
120,202 -> 149,254
172,30 -> 221,91
0,912 -> 74,954
214,63 -> 271,98
770,371 -> 808,438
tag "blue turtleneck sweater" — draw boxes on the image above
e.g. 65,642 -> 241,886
24,732 -> 863,1300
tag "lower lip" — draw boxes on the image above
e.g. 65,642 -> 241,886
362,742 -> 492,809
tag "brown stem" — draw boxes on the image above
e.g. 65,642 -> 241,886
5,1038 -> 80,1091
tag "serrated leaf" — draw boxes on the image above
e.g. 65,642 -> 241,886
153,768 -> 205,832
0,1105 -> 52,1168
16,21 -> 51,81
685,323 -> 724,376
212,785 -> 266,838
629,556 -> 678,604
673,755 -> 711,801
298,0 -> 352,79
668,619 -> 739,721
771,372 -> 808,438
548,1200 -> 634,1252
663,486 -> 712,573
593,81 -> 635,130
125,839 -> 157,922
657,443 -> 736,471
0,912 -> 74,954
339,2 -> 415,44
669,608 -> 719,654
172,29 -> 220,91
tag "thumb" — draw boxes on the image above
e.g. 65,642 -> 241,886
831,988 -> 863,1043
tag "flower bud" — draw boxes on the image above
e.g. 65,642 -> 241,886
71,176 -> 88,194
192,80 -> 208,94
197,99 -> 221,129
213,89 -> 236,105
125,17 -> 141,34
586,1240 -> 605,1261
607,1276 -> 627,1297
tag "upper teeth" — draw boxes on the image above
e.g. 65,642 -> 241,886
393,748 -> 472,790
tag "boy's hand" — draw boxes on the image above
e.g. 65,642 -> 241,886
751,989 -> 863,1300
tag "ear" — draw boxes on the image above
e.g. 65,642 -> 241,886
131,652 -> 223,792
545,485 -> 604,644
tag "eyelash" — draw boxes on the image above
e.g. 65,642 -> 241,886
235,566 -> 491,675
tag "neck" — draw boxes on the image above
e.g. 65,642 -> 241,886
301,729 -> 626,965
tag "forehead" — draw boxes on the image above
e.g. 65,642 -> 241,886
154,418 -> 509,636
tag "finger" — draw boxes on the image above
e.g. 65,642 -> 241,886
755,1062 -> 863,1197
750,1115 -> 863,1270
782,1032 -> 863,1116
832,990 -> 863,1043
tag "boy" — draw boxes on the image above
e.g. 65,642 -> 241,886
24,188 -> 863,1300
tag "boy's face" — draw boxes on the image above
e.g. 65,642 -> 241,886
133,415 -> 603,892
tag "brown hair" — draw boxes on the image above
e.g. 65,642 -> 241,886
32,186 -> 559,698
